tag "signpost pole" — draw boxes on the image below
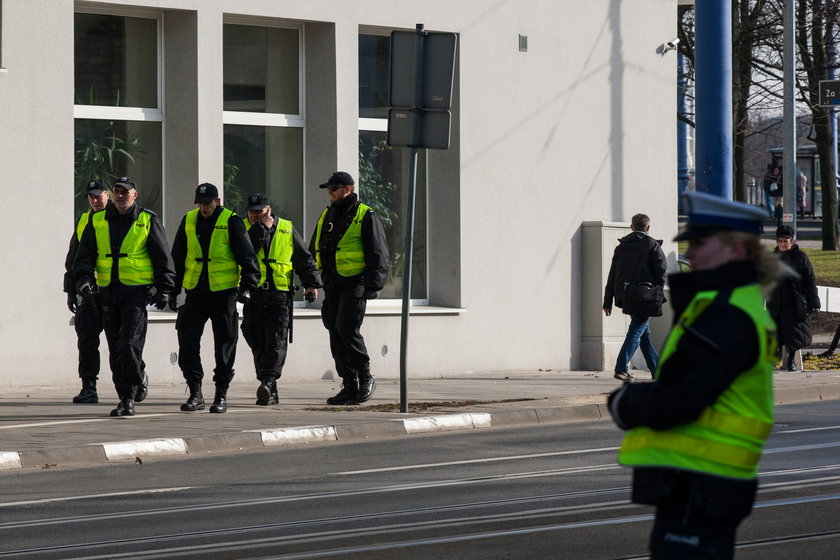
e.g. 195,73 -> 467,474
399,24 -> 425,413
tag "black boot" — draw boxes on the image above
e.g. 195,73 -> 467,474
135,370 -> 149,403
180,382 -> 205,411
73,378 -> 98,404
327,379 -> 359,405
786,347 -> 798,372
358,374 -> 376,403
256,377 -> 278,406
209,385 -> 228,414
110,398 -> 135,417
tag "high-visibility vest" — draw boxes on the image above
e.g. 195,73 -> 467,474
92,209 -> 154,287
314,203 -> 369,277
182,208 -> 240,292
244,217 -> 294,290
618,284 -> 776,480
76,212 -> 91,242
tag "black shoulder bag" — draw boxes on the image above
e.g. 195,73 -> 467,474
622,246 -> 664,317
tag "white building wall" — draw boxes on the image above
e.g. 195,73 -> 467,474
0,0 -> 677,389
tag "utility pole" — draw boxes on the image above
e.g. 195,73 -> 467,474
783,0 -> 797,230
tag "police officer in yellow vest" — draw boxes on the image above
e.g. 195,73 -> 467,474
74,177 -> 175,417
170,183 -> 260,413
309,172 -> 389,405
608,191 -> 784,559
242,193 -> 321,405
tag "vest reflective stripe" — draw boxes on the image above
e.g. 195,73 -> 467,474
314,203 -> 369,277
182,208 -> 240,292
92,210 -> 154,287
76,212 -> 91,242
262,219 -> 294,290
618,284 -> 776,480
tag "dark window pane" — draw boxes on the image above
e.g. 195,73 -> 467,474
74,13 -> 157,108
359,131 -> 427,299
223,125 -> 303,228
74,119 -> 162,219
224,25 -> 299,114
359,35 -> 390,118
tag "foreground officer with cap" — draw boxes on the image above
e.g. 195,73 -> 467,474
242,193 -> 321,405
608,190 -> 784,559
74,176 -> 175,417
170,183 -> 259,413
310,171 -> 389,405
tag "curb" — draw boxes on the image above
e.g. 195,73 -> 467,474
0,404 -> 603,470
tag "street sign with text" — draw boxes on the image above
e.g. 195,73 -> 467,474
819,80 -> 840,106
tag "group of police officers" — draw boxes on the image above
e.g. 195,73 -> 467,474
65,172 -> 388,417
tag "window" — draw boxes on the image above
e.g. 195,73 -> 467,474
223,22 -> 304,226
73,10 -> 162,219
359,33 -> 428,301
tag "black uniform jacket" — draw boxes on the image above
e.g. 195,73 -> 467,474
170,206 -> 260,295
74,202 -> 175,294
247,217 -> 322,290
603,231 -> 667,310
608,260 -> 764,515
308,193 -> 389,291
767,244 -> 820,349
64,205 -> 107,294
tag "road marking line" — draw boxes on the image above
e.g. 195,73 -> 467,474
102,438 -> 188,461
0,414 -> 174,430
0,487 -> 195,508
334,446 -> 620,475
764,441 -> 840,454
775,425 -> 840,434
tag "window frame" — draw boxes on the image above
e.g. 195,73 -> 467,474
73,7 -> 165,216
358,29 -> 429,306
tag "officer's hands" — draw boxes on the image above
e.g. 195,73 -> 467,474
67,293 -> 78,314
304,287 -> 318,303
236,286 -> 252,305
363,289 -> 379,300
167,293 -> 179,312
78,282 -> 94,300
149,290 -> 168,310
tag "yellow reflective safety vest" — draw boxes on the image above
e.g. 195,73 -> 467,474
618,284 -> 776,480
314,203 -> 369,277
92,210 -> 154,287
182,208 -> 240,292
76,212 -> 92,242
244,217 -> 294,291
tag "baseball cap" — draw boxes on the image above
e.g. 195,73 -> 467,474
194,183 -> 219,203
113,176 -> 136,190
319,171 -> 355,189
85,179 -> 108,196
674,191 -> 767,241
246,193 -> 270,211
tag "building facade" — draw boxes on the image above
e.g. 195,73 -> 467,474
0,0 -> 678,388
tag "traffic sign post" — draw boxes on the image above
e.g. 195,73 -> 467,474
388,24 -> 457,412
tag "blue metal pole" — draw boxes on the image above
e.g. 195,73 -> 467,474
677,51 -> 691,212
694,0 -> 732,198
829,3 -> 838,217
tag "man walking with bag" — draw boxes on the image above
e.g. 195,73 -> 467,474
602,213 -> 667,382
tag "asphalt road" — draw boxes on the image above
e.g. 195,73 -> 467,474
0,400 -> 838,559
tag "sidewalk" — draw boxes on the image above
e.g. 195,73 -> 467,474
3,369 -> 840,470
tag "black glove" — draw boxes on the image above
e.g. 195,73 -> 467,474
304,291 -> 316,303
149,290 -> 168,310
363,289 -> 379,300
236,286 -> 251,305
168,293 -> 179,312
78,282 -> 94,300
66,293 -> 78,314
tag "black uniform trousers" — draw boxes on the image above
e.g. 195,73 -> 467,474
100,285 -> 149,399
646,470 -> 753,560
321,283 -> 370,381
75,296 -> 102,380
176,290 -> 238,387
241,289 -> 290,380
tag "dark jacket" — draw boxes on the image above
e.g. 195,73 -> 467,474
74,202 -> 175,294
170,206 -> 260,295
603,231 -> 667,312
308,192 -> 389,292
608,260 -> 764,516
767,244 -> 820,349
64,210 -> 97,294
247,217 -> 322,290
